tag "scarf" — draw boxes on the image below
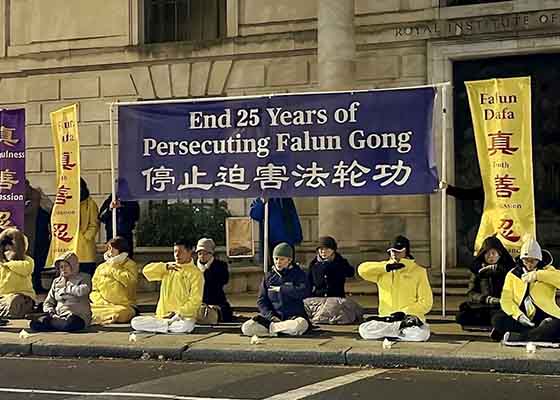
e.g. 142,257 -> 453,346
197,256 -> 214,272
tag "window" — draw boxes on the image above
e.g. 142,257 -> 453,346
144,0 -> 226,44
441,0 -> 507,6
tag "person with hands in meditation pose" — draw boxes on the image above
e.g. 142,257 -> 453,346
357,235 -> 433,342
491,237 -> 560,345
241,242 -> 311,337
130,239 -> 203,334
29,252 -> 92,332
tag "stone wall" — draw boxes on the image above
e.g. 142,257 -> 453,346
2,0 -> 560,267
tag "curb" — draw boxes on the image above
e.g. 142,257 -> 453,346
1,342 -> 558,375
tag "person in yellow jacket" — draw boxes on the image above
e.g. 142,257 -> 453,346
77,178 -> 100,276
0,228 -> 36,318
91,236 -> 138,325
357,235 -> 433,341
491,237 -> 560,345
131,239 -> 203,333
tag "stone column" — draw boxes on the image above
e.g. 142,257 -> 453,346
317,0 -> 361,251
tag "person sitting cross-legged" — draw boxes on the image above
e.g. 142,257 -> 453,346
0,228 -> 36,319
195,238 -> 233,324
29,252 -> 92,332
131,239 -> 203,334
90,236 -> 138,325
241,242 -> 311,337
491,237 -> 560,345
357,235 -> 433,342
304,236 -> 363,324
456,235 -> 515,331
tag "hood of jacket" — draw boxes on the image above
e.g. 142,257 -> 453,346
0,228 -> 27,261
472,235 -> 514,274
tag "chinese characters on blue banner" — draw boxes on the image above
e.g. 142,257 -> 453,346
118,88 -> 438,199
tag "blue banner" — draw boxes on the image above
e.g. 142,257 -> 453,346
118,88 -> 438,200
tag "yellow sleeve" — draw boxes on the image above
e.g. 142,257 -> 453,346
108,260 -> 138,288
142,262 -> 168,282
401,266 -> 433,318
500,272 -> 522,319
3,256 -> 34,277
536,267 -> 560,289
83,199 -> 100,241
358,261 -> 388,283
178,270 -> 204,319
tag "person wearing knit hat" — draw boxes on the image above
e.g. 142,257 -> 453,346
304,236 -> 363,324
357,235 -> 433,341
241,242 -> 311,337
195,237 -> 233,323
29,251 -> 92,332
491,236 -> 560,345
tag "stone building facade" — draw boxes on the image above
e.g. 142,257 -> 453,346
2,0 -> 559,269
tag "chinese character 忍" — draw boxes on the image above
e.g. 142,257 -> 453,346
498,219 -> 521,242
52,223 -> 74,243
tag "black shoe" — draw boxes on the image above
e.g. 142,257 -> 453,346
490,328 -> 504,342
0,319 -> 8,326
252,315 -> 272,329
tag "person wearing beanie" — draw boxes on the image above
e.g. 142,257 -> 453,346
491,237 -> 560,344
131,239 -> 203,334
90,236 -> 138,325
29,252 -> 92,332
0,228 -> 36,318
195,237 -> 233,323
456,235 -> 515,331
304,236 -> 363,324
241,242 -> 311,337
357,235 -> 433,341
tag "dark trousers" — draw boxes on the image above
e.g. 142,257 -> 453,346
456,303 -> 500,328
33,209 -> 51,291
30,314 -> 85,332
491,310 -> 560,342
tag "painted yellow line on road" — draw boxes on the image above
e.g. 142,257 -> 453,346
263,368 -> 388,400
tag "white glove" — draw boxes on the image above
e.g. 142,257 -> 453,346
522,271 -> 538,284
517,313 -> 535,327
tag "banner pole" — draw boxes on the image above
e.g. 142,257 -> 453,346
263,199 -> 269,274
109,103 -> 117,239
440,85 -> 449,318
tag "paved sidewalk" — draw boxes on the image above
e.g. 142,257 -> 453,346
1,293 -> 559,375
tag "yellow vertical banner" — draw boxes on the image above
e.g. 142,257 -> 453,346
466,77 -> 535,257
47,104 -> 81,265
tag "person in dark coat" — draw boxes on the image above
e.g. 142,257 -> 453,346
304,236 -> 363,324
249,197 -> 303,262
98,179 -> 140,258
241,242 -> 310,337
456,235 -> 515,330
195,237 -> 232,323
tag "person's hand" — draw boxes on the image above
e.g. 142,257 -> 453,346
518,313 -> 535,327
271,316 -> 281,323
522,271 -> 538,284
439,180 -> 448,190
485,296 -> 500,305
478,264 -> 498,277
110,200 -> 121,209
164,312 -> 176,320
386,263 -> 405,272
166,262 -> 180,271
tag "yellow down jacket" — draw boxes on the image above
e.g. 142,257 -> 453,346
500,262 -> 560,320
76,197 -> 99,263
0,256 -> 36,299
91,257 -> 138,308
358,257 -> 433,321
143,261 -> 204,319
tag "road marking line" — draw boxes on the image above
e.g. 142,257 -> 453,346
262,369 -> 388,400
0,387 -> 248,400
